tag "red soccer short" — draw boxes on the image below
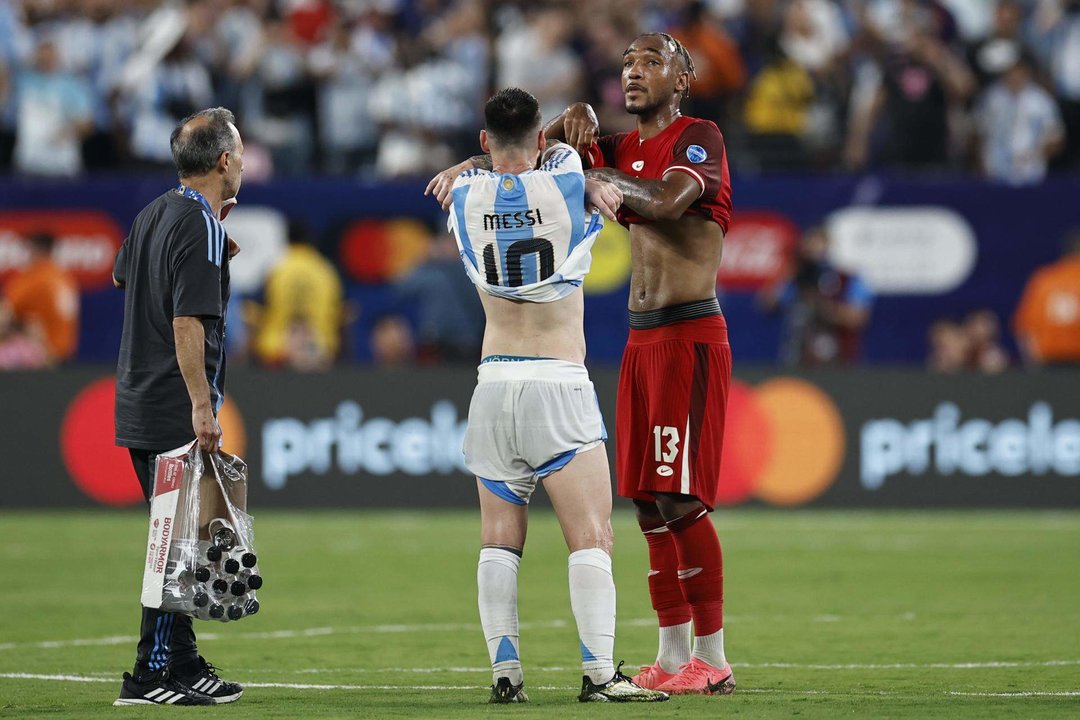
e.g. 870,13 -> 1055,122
616,314 -> 732,510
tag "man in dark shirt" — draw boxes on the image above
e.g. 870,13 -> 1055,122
111,107 -> 244,706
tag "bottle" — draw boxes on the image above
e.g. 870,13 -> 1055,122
229,580 -> 247,597
211,578 -> 229,596
230,546 -> 258,570
181,583 -> 211,612
194,566 -> 211,583
195,602 -> 225,621
209,518 -> 237,551
243,598 -> 260,616
237,569 -> 263,590
223,547 -> 257,574
226,604 -> 244,620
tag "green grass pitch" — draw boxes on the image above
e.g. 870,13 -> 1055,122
0,509 -> 1077,718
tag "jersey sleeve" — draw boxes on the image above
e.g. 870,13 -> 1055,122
664,120 -> 727,201
585,133 -> 624,169
113,237 -> 129,288
170,211 -> 224,319
539,142 -> 584,178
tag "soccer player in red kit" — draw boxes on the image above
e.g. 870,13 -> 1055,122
545,33 -> 735,695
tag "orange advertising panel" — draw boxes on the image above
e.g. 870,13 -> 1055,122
0,211 -> 125,291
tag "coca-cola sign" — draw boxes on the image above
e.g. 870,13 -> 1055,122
717,210 -> 800,291
0,211 -> 124,291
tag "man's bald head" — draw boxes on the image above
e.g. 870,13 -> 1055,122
170,107 -> 239,179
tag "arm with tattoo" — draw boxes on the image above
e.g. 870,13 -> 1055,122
467,154 -> 493,171
585,167 -> 701,223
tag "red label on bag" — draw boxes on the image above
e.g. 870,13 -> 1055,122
155,457 -> 184,496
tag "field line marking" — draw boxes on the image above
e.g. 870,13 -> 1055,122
277,659 -> 1080,673
0,619 -> 575,652
3,673 -> 1078,698
737,660 -> 1080,670
945,691 -> 1080,698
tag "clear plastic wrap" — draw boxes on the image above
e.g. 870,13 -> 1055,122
141,443 -> 263,622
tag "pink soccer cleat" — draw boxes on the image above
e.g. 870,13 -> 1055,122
655,658 -> 736,695
629,662 -> 677,690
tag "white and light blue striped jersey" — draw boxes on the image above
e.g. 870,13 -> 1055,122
447,142 -> 603,303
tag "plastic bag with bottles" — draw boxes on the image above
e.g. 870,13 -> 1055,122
140,443 -> 263,622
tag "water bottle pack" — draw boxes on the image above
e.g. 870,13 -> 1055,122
141,443 -> 263,622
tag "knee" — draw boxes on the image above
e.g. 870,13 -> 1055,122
634,499 -> 663,529
573,521 -> 613,555
653,493 -> 704,523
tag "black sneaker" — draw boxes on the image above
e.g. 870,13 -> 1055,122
578,662 -> 669,702
113,669 -> 214,706
489,676 -> 529,704
175,656 -> 244,704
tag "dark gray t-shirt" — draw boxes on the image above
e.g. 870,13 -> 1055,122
113,188 -> 230,450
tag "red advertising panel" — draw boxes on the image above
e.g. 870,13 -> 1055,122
0,210 -> 125,291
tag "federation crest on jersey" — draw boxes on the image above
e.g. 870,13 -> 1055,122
632,160 -> 645,171
687,145 -> 708,163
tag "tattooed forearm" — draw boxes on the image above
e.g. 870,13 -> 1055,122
469,154 -> 493,171
585,168 -> 671,221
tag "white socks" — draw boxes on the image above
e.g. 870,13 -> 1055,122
692,628 -> 727,669
477,548 -> 522,686
478,546 -> 618,687
657,621 -> 693,673
568,548 -> 616,685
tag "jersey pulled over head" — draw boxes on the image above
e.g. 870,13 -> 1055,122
449,88 -> 603,303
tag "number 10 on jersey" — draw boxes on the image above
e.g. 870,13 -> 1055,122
482,238 -> 556,287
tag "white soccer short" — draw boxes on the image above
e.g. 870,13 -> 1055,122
463,357 -> 607,505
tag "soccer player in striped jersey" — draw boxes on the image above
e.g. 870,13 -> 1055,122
426,88 -> 667,704
543,34 -> 737,696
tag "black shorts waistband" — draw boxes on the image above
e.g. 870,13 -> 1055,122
628,298 -> 722,330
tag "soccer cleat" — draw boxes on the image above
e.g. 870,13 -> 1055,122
112,669 -> 214,706
578,662 -> 669,702
630,661 -> 677,690
176,656 -> 244,704
489,676 -> 529,703
655,657 -> 736,695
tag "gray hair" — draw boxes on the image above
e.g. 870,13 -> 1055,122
170,107 -> 237,178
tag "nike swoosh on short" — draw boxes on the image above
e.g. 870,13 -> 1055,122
677,567 -> 703,580
647,570 -> 660,577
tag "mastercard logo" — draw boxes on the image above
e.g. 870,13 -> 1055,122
60,377 -> 246,506
718,377 -> 845,506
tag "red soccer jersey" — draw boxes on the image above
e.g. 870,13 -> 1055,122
586,115 -> 732,232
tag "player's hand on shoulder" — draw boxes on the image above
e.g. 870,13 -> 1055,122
585,178 -> 622,221
425,159 -> 475,211
563,103 -> 599,158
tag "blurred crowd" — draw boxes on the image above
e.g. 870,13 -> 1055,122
1,0 -> 1080,183
3,218 -> 1080,370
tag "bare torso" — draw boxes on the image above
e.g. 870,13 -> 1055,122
628,214 -> 724,312
478,288 -> 586,364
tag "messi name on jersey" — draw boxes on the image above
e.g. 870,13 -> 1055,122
483,208 -> 545,231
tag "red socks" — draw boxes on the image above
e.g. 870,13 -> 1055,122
665,508 -> 724,637
640,519 -> 692,627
